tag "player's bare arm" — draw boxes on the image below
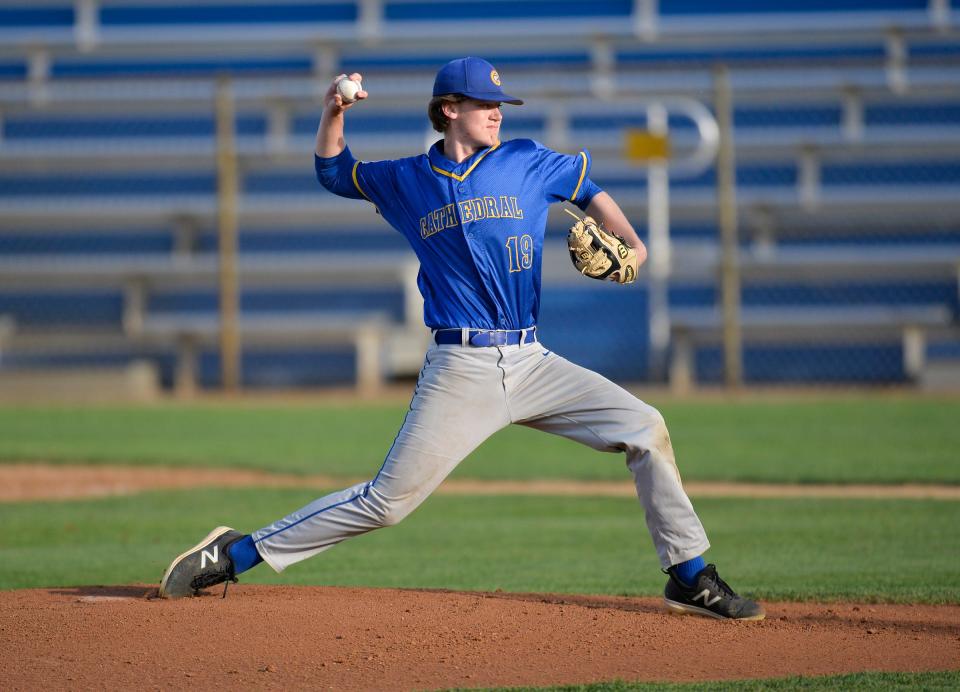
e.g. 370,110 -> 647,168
315,72 -> 368,158
585,191 -> 648,267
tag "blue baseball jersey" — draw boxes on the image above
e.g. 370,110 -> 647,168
316,139 -> 600,330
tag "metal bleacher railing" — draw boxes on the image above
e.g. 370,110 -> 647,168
1,0 -> 959,394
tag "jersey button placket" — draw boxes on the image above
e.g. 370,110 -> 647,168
457,181 -> 474,239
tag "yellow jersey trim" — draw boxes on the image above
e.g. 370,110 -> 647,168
570,151 -> 588,202
431,142 -> 501,182
352,161 -> 371,201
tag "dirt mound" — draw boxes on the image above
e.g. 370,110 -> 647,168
4,463 -> 960,502
2,585 -> 957,690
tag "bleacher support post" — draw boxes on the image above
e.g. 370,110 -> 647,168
174,335 -> 199,399
173,217 -> 200,257
358,0 -> 384,43
267,101 -> 292,156
400,261 -> 423,329
645,102 -> 671,382
355,325 -> 384,397
74,0 -> 100,51
929,0 -> 952,31
589,39 -> 616,100
669,328 -> 694,395
27,48 -> 51,106
545,103 -> 571,152
633,0 -> 659,40
713,66 -> 744,389
0,317 -> 14,368
122,279 -> 146,337
215,76 -> 241,393
798,145 -> 822,211
312,45 -> 339,81
841,86 -> 865,142
884,28 -> 909,95
902,326 -> 927,380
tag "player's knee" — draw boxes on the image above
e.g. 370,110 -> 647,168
372,495 -> 416,528
649,407 -> 669,434
647,408 -> 673,452
378,506 -> 407,527
625,405 -> 673,459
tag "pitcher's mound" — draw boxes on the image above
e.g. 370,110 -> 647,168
2,585 -> 958,690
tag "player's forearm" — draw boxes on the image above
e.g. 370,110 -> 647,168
315,72 -> 366,158
316,109 -> 347,158
585,192 -> 648,267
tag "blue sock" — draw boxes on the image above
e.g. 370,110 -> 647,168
228,535 -> 264,575
673,555 -> 707,587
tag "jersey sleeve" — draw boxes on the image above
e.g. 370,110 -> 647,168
572,177 -> 603,211
534,141 -> 599,208
314,145 -> 396,207
314,146 -> 366,201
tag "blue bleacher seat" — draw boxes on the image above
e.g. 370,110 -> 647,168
617,45 -> 886,67
659,0 -> 925,14
384,1 -> 631,21
0,173 -> 216,197
52,58 -> 313,79
147,288 -> 404,322
865,103 -> 960,125
4,115 -> 265,139
0,231 -> 173,256
0,62 -> 26,79
821,161 -> 960,185
696,343 -> 905,384
99,3 -> 357,26
343,52 -> 592,71
0,291 -> 122,326
0,6 -> 73,28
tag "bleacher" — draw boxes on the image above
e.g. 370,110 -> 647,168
1,0 -> 959,394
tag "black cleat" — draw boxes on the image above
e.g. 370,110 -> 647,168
158,526 -> 244,599
663,564 -> 765,621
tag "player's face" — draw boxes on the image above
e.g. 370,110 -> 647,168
448,99 -> 503,149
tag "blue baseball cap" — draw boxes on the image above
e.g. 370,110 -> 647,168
432,57 -> 524,105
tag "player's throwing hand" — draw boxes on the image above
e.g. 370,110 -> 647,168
324,73 -> 368,113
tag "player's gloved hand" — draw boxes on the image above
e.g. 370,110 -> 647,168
565,209 -> 639,284
323,72 -> 368,114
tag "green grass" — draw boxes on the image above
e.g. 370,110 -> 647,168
1,489 -> 957,602
471,670 -> 960,690
0,396 -> 958,483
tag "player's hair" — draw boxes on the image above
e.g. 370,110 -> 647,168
428,94 -> 468,132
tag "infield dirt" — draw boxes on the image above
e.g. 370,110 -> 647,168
2,584 -> 958,690
4,463 -> 960,502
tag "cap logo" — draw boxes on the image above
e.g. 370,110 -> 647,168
490,69 -> 501,86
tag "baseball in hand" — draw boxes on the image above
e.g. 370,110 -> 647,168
336,77 -> 361,103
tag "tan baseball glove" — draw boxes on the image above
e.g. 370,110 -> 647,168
565,209 -> 639,284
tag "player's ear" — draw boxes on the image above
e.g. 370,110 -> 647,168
441,100 -> 460,121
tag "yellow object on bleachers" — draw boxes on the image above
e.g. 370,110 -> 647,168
624,129 -> 671,162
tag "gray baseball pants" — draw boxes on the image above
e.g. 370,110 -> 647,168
252,337 -> 710,571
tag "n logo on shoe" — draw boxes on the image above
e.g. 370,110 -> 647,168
200,546 -> 219,569
693,589 -> 721,607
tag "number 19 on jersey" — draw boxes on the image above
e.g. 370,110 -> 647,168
505,234 -> 533,272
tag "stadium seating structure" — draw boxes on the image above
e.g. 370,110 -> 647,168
1,0 -> 958,392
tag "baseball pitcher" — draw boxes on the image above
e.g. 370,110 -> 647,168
159,57 -> 764,621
